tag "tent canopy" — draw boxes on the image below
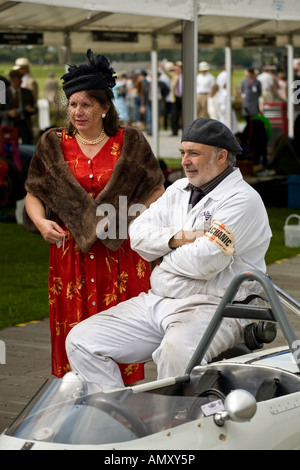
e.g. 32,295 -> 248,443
1,0 -> 299,143
1,0 -> 300,52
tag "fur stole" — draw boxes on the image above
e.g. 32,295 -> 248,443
23,127 -> 164,252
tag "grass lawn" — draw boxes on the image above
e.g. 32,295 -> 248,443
0,207 -> 300,329
0,223 -> 49,329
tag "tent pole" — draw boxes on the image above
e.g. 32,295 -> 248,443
182,0 -> 198,129
151,35 -> 159,157
225,43 -> 232,130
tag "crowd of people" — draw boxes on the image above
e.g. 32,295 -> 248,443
0,58 -> 39,145
0,58 -> 64,147
0,56 -> 290,148
110,59 -> 288,144
111,61 -> 183,137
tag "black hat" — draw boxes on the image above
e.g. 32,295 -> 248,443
61,49 -> 116,99
182,118 -> 242,153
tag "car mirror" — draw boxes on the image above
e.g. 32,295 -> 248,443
214,389 -> 257,426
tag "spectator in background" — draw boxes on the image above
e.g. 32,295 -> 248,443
241,68 -> 261,122
13,58 -> 38,102
218,84 -> 239,135
145,72 -> 171,136
276,71 -> 287,102
162,60 -> 182,136
207,83 -> 220,120
13,57 -> 39,141
0,69 -> 37,144
257,65 -> 278,111
44,72 -> 59,110
196,61 -> 215,118
159,62 -> 172,130
216,65 -> 227,91
124,73 -> 136,125
113,74 -> 130,126
134,70 -> 150,130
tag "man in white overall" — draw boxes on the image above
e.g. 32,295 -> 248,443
66,118 -> 272,390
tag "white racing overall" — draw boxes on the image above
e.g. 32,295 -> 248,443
66,168 -> 272,390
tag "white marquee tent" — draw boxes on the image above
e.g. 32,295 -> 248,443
1,0 -> 300,152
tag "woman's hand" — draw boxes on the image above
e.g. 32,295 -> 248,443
25,192 -> 65,244
37,219 -> 65,244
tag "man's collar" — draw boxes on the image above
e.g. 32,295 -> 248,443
184,166 -> 233,195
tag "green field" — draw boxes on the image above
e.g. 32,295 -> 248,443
0,63 -> 66,100
0,207 -> 300,329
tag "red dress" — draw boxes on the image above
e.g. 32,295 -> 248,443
48,128 -> 151,383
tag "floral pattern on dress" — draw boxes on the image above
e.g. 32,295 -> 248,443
48,129 -> 151,383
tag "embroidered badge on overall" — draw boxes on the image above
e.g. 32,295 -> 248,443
204,220 -> 235,255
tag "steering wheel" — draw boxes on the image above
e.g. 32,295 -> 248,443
88,393 -> 149,438
186,388 -> 226,421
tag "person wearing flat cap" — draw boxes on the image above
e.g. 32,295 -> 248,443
23,50 -> 164,384
65,117 -> 272,391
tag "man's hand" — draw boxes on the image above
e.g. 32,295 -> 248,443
169,229 -> 204,249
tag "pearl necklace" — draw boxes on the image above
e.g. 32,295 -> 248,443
75,129 -> 106,145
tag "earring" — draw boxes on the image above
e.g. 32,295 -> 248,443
102,113 -> 106,118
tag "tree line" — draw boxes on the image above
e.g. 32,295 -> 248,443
0,45 -> 298,70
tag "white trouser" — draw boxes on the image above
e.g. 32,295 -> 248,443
66,291 -> 245,390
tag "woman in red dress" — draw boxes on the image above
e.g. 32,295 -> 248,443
23,50 -> 164,384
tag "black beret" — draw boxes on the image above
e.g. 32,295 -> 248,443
182,118 -> 242,153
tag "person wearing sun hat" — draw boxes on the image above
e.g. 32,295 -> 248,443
13,57 -> 39,141
13,58 -> 38,102
196,61 -> 215,118
65,117 -> 271,392
23,49 -> 164,384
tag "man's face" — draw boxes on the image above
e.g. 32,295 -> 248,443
18,66 -> 28,76
180,141 -> 227,187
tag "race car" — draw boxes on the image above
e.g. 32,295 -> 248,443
1,269 -> 300,450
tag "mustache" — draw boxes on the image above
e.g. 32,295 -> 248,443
183,165 -> 197,171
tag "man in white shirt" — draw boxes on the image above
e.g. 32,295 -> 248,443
66,118 -> 272,391
196,61 -> 215,118
257,65 -> 278,110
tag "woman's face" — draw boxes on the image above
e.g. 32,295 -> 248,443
68,91 -> 107,134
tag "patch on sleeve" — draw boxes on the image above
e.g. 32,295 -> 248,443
204,220 -> 235,255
